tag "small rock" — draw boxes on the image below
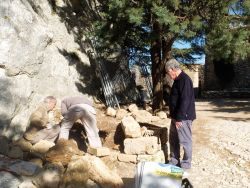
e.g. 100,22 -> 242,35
9,160 -> 42,176
33,164 -> 62,188
85,179 -> 100,188
7,146 -> 23,159
32,140 -> 55,154
151,115 -> 161,122
29,158 -> 43,168
87,147 -> 110,157
128,104 -> 138,113
106,107 -> 117,117
137,150 -> 165,163
12,138 -> 32,152
124,136 -> 160,155
18,180 -> 37,188
156,111 -> 167,119
117,154 -> 137,163
121,116 -> 141,138
132,110 -> 152,124
116,109 -> 128,120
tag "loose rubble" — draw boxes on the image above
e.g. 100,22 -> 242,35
0,100 -> 249,188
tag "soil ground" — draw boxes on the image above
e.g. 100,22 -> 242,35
96,98 -> 250,188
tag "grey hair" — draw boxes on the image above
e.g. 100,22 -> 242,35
44,96 -> 57,103
164,58 -> 181,71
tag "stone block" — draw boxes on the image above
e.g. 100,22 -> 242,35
12,138 -> 32,152
124,136 -> 160,155
7,146 -> 23,159
88,147 -> 110,157
128,104 -> 138,113
31,140 -> 55,154
9,161 -> 42,176
18,180 -> 37,188
117,154 -> 137,163
151,115 -> 161,122
121,116 -> 141,138
137,150 -> 165,163
156,111 -> 167,119
116,109 -> 128,120
132,110 -> 152,124
29,158 -> 43,168
106,107 -> 116,117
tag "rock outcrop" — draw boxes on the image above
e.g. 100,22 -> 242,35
0,0 -> 97,140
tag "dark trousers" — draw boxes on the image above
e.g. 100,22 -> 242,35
169,119 -> 192,168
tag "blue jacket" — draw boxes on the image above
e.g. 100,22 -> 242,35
169,71 -> 196,121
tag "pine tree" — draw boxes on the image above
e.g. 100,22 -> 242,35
92,0 -> 250,111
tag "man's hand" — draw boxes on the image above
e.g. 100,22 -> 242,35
175,121 -> 182,129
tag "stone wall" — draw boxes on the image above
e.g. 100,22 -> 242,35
204,56 -> 250,91
182,64 -> 201,97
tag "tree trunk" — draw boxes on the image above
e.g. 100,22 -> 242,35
151,21 -> 163,113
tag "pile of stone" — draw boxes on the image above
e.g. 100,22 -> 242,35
0,137 -> 123,188
106,104 -> 170,164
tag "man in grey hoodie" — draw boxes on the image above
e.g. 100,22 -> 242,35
58,96 -> 102,148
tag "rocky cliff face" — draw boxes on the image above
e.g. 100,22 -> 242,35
0,0 -> 97,140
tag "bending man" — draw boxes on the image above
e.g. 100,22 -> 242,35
58,96 -> 102,148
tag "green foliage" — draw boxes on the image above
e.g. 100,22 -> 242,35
206,0 -> 250,61
126,8 -> 144,26
90,0 -> 250,63
152,3 -> 177,27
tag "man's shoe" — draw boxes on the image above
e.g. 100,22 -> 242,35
181,163 -> 191,169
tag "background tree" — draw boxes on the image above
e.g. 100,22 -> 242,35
92,0 -> 250,112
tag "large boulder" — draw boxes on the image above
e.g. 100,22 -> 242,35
45,139 -> 84,166
61,155 -> 123,188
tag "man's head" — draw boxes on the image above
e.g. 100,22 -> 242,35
164,59 -> 182,80
44,96 -> 57,111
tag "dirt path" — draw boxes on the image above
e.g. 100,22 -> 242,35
188,99 -> 250,188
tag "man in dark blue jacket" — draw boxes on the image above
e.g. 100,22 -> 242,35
165,59 -> 196,169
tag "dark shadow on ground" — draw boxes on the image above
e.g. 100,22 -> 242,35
69,122 -> 88,152
114,123 -> 125,152
122,177 -> 134,188
196,98 -> 250,122
69,122 -> 109,152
